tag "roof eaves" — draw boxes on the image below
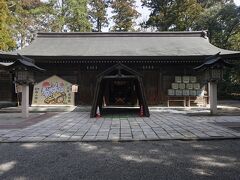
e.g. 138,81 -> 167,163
36,31 -> 206,38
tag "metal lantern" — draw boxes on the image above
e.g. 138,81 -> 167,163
15,69 -> 34,85
194,53 -> 232,83
204,68 -> 223,82
7,54 -> 45,85
2,54 -> 45,118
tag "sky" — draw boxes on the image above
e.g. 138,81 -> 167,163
234,0 -> 240,5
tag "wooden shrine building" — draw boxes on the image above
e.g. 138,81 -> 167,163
0,31 -> 240,117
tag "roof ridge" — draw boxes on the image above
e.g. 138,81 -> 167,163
36,31 -> 208,38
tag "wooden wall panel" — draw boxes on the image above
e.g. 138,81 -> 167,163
142,71 -> 159,105
0,71 -> 14,101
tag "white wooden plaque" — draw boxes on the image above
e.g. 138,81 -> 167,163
175,76 -> 182,83
193,83 -> 200,90
190,90 -> 197,96
175,90 -> 183,96
182,76 -> 190,83
168,89 -> 175,96
179,83 -> 185,90
186,83 -> 193,90
190,76 -> 197,83
183,90 -> 190,96
172,83 -> 179,90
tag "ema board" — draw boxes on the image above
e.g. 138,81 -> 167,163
32,75 -> 75,106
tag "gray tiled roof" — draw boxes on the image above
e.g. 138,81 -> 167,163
6,31 -> 240,57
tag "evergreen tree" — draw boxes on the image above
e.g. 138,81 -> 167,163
141,0 -> 202,31
192,2 -> 240,97
8,0 -> 44,48
111,0 -> 140,31
141,0 -> 175,31
193,3 -> 240,49
44,0 -> 91,32
89,0 -> 108,32
65,0 -> 92,32
197,0 -> 233,8
173,0 -> 202,31
0,0 -> 16,51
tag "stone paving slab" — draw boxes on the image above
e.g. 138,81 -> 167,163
0,112 -> 240,142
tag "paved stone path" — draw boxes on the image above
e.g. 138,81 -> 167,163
0,112 -> 240,142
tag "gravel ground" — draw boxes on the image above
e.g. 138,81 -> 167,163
0,140 -> 240,180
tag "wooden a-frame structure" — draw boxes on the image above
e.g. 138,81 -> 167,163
90,63 -> 150,118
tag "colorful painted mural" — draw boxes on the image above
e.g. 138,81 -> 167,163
32,75 -> 74,105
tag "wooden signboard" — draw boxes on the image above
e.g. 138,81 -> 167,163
32,75 -> 75,106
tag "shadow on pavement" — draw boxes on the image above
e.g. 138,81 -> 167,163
0,140 -> 240,180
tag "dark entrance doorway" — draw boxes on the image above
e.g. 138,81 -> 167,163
107,79 -> 137,106
90,63 -> 150,118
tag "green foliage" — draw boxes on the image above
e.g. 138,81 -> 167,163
197,0 -> 233,8
192,3 -> 240,99
229,31 -> 240,51
141,0 -> 175,31
111,0 -> 140,31
172,0 -> 203,31
0,0 -> 16,51
194,3 -> 240,49
4,0 -> 92,48
65,0 -> 92,32
89,0 -> 108,32
7,0 -> 45,48
40,0 -> 91,32
141,0 -> 203,31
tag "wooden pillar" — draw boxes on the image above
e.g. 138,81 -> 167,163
157,71 -> 162,104
208,81 -> 217,115
22,85 -> 29,118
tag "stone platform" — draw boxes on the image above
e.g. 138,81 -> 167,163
0,111 -> 240,142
